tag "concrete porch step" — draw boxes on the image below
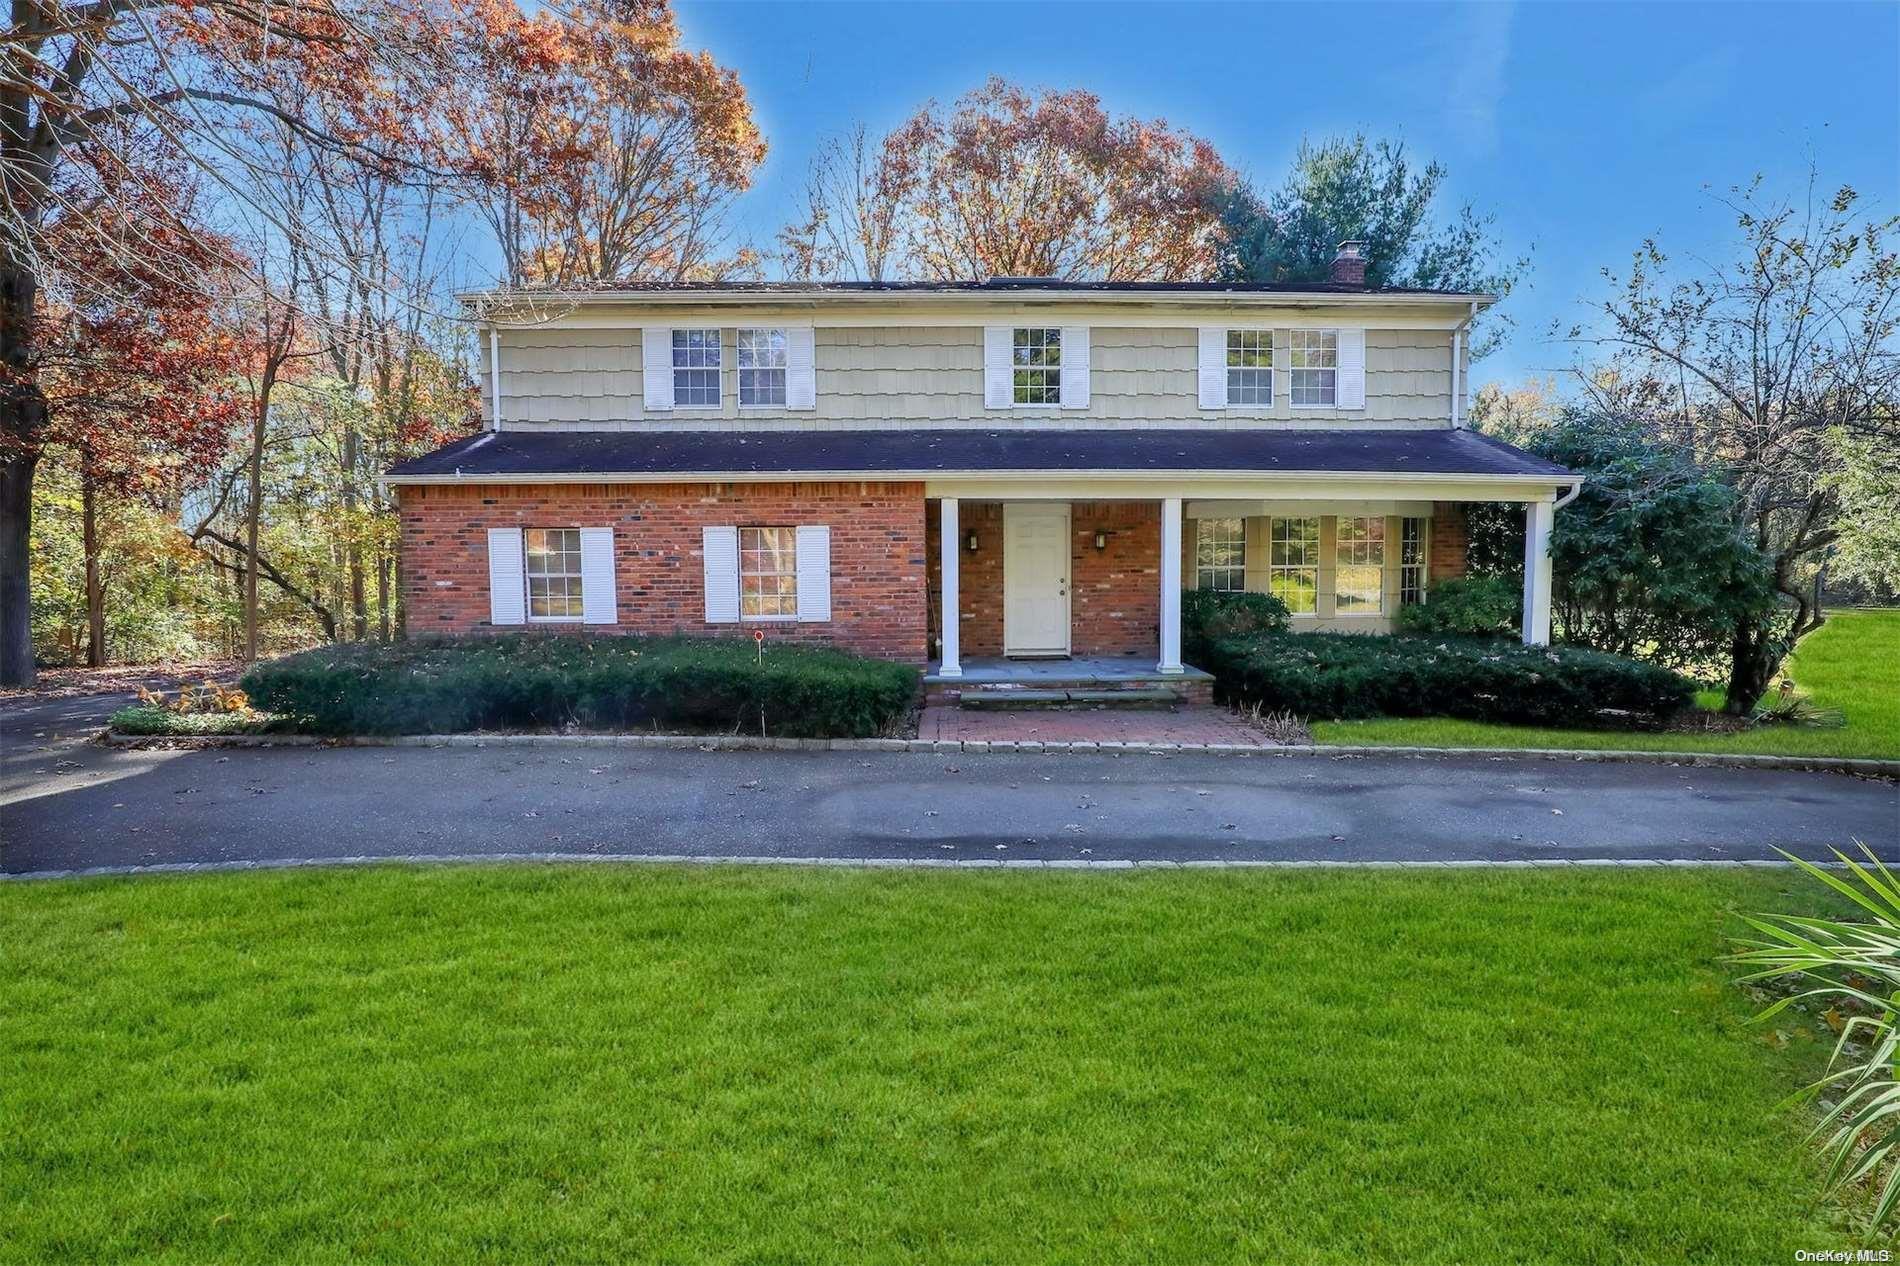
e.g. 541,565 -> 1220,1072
958,686 -> 1182,710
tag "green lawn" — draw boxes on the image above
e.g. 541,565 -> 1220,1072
1314,608 -> 1900,759
2,865 -> 1883,1263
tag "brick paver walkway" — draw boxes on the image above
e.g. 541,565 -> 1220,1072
918,704 -> 1275,746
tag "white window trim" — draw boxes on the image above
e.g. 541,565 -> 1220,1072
1333,515 -> 1386,616
1194,517 -> 1247,592
739,524 -> 800,622
736,327 -> 789,410
1217,326 -> 1276,411
1267,515 -> 1321,615
1290,328 -> 1341,410
1399,516 -> 1431,606
1009,326 -> 1064,409
671,327 -> 724,411
523,527 -> 586,624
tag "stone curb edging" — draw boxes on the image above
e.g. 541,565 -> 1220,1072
1,850 -> 1857,883
96,729 -> 1900,778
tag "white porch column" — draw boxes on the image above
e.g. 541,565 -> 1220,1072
1522,499 -> 1554,646
939,497 -> 961,677
1159,497 -> 1184,673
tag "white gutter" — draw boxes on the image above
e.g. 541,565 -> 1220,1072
385,467 -> 1575,489
454,287 -> 1501,312
1553,480 -> 1584,510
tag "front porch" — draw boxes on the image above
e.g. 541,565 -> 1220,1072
923,484 -> 1568,682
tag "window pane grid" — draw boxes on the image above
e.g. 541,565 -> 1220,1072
1335,516 -> 1385,614
672,328 -> 722,406
1269,517 -> 1320,613
524,528 -> 584,621
1290,329 -> 1338,407
740,526 -> 798,619
1400,517 -> 1428,606
1225,329 -> 1273,405
1195,517 -> 1246,592
1012,327 -> 1061,405
738,328 -> 787,406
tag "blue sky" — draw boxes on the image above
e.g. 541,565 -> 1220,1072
671,0 -> 1899,389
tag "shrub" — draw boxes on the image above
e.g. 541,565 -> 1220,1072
240,634 -> 919,739
1199,632 -> 1694,726
1181,589 -> 1291,662
108,706 -> 286,737
1396,576 -> 1521,637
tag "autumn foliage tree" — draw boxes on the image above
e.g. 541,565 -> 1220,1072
36,150 -> 249,665
781,78 -> 1233,282
449,0 -> 765,285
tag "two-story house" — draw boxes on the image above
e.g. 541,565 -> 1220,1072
387,244 -> 1578,694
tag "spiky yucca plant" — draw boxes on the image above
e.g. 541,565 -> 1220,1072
1734,845 -> 1900,1228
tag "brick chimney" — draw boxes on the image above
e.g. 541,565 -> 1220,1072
1329,240 -> 1368,287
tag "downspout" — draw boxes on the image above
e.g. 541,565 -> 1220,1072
1553,480 -> 1583,511
1450,299 -> 1479,428
488,324 -> 502,432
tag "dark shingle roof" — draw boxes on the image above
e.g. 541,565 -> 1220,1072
388,428 -> 1573,482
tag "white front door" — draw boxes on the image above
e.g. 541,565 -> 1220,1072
1003,503 -> 1070,657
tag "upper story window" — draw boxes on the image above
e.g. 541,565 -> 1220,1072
524,528 -> 584,622
1269,517 -> 1320,614
1226,330 -> 1273,405
1290,329 -> 1338,407
738,328 -> 788,407
1335,516 -> 1385,614
740,525 -> 798,619
1012,327 -> 1061,405
1194,518 -> 1246,592
672,329 -> 721,407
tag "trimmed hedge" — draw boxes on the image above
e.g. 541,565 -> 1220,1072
1181,589 -> 1292,663
240,635 -> 920,738
1395,575 -> 1522,638
1200,632 -> 1695,726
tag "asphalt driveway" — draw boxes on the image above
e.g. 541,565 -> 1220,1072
4,693 -> 1895,875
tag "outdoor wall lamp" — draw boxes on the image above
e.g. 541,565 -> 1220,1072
965,530 -> 979,553
1093,529 -> 1113,550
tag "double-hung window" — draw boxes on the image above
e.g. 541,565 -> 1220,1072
740,526 -> 798,619
1012,327 -> 1061,405
1335,516 -> 1386,614
1399,517 -> 1429,606
1269,517 -> 1320,614
524,528 -> 584,622
1226,330 -> 1273,405
738,328 -> 787,406
1290,329 -> 1338,407
672,328 -> 721,407
1195,518 -> 1246,592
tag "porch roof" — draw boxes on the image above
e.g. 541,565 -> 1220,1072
387,428 -> 1575,485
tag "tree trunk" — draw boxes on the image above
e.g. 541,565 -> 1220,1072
1723,618 -> 1778,716
243,399 -> 267,661
343,423 -> 367,640
82,470 -> 105,667
0,250 -> 44,687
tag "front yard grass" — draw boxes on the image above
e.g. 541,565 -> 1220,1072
1314,608 -> 1900,760
1,865 -> 1881,1263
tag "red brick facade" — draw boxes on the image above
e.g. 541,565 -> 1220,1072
397,480 -> 928,661
1429,502 -> 1470,582
925,501 -> 1162,660
398,484 -> 1480,664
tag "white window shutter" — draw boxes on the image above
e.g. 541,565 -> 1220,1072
983,326 -> 1012,409
794,525 -> 831,622
786,326 -> 816,409
486,528 -> 526,626
1337,328 -> 1366,410
579,527 -> 617,625
1059,325 -> 1090,409
702,526 -> 739,623
642,327 -> 674,411
1276,329 -> 1291,406
1198,327 -> 1227,409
